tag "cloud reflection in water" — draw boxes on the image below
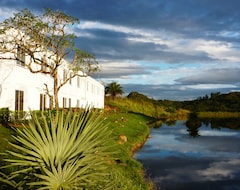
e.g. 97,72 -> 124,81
135,121 -> 240,190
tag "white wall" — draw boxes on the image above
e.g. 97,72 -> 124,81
0,59 -> 104,111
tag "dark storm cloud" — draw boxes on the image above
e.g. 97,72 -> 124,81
74,29 -> 168,61
176,68 -> 240,85
1,0 -> 238,62
2,0 -> 240,37
75,27 -> 217,63
62,0 -> 240,34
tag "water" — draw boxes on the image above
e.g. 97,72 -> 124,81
135,119 -> 240,190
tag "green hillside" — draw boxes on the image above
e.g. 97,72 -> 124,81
178,92 -> 240,112
106,92 -> 189,120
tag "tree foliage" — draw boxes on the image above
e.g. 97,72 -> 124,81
159,92 -> 240,112
0,9 -> 99,109
105,82 -> 124,99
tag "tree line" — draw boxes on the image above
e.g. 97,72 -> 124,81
159,92 -> 240,112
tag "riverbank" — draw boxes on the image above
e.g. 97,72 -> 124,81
102,96 -> 190,189
102,108 -> 155,190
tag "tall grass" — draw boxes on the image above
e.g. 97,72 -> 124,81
105,97 -> 189,120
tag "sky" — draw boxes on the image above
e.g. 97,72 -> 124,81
0,0 -> 240,100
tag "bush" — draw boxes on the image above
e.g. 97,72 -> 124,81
0,110 -> 117,189
0,108 -> 9,124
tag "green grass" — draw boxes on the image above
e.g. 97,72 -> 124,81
106,97 -> 189,120
102,110 -> 154,190
106,97 -> 167,118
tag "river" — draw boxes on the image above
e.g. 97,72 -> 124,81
135,118 -> 240,190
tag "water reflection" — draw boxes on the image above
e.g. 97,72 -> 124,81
135,118 -> 240,190
185,113 -> 201,138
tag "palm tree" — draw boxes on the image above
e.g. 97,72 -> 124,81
0,110 -> 117,189
105,82 -> 124,99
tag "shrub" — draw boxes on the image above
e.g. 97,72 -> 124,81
0,110 -> 117,189
0,108 -> 9,124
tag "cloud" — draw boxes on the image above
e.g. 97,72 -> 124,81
2,0 -> 240,42
197,159 -> 240,181
1,0 -> 240,100
74,24 -> 222,63
92,61 -> 151,79
147,157 -> 240,189
0,7 -> 16,21
176,68 -> 240,85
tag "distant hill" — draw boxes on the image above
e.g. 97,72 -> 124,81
159,92 -> 240,112
182,92 -> 240,112
127,91 -> 240,112
127,92 -> 159,104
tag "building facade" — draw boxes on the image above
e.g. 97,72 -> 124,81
0,53 -> 104,112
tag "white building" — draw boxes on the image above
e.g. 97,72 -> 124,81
0,44 -> 104,112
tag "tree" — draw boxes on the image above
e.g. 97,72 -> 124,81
105,82 -> 124,99
0,9 -> 98,109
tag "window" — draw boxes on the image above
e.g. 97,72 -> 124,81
40,94 -> 46,110
15,90 -> 24,111
16,46 -> 25,66
77,77 -> 80,88
49,96 -> 53,109
97,87 -> 100,95
69,73 -> 73,85
87,82 -> 89,91
77,100 -> 80,108
69,98 -> 71,108
63,97 -> 67,108
41,55 -> 47,72
63,70 -> 67,81
15,90 -> 24,119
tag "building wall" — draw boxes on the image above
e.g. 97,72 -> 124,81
0,59 -> 104,111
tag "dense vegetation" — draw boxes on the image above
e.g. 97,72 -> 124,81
124,91 -> 240,115
159,92 -> 240,112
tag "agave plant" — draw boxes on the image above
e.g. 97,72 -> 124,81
0,110 -> 117,189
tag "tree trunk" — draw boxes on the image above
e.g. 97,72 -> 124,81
53,70 -> 59,110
